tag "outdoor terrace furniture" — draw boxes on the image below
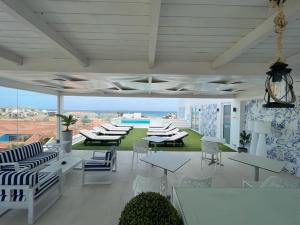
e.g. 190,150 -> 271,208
0,168 -> 62,225
112,123 -> 133,129
242,176 -> 300,189
93,127 -> 127,136
102,123 -> 131,133
0,142 -> 59,172
229,153 -> 286,181
201,140 -> 222,168
149,122 -> 172,129
179,176 -> 212,188
172,188 -> 300,225
82,147 -> 117,185
148,124 -> 174,132
162,131 -> 189,147
132,175 -> 167,196
132,139 -> 150,164
80,130 -> 122,146
147,128 -> 179,137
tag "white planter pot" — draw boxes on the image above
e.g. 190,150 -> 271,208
61,130 -> 73,153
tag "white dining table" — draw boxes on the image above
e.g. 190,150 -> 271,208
229,153 -> 286,181
140,152 -> 190,196
173,187 -> 300,225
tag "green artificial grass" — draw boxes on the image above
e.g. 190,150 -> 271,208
72,128 -> 235,152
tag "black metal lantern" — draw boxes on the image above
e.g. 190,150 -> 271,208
263,61 -> 296,108
263,0 -> 296,108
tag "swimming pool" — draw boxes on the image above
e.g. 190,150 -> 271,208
121,118 -> 150,124
0,134 -> 31,142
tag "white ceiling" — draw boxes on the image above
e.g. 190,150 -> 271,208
0,0 -> 299,98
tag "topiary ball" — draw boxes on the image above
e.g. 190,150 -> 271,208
119,192 -> 183,225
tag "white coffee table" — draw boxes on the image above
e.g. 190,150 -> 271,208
229,153 -> 286,181
42,155 -> 82,182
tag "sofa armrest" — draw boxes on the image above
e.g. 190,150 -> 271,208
0,162 -> 21,171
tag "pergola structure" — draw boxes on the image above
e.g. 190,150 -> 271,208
0,0 -> 299,99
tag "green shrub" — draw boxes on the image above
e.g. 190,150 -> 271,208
119,192 -> 183,225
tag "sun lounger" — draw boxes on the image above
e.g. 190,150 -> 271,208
163,131 -> 189,147
148,125 -> 176,133
148,122 -> 172,130
147,128 -> 179,136
93,127 -> 127,136
112,123 -> 133,129
80,129 -> 122,146
102,123 -> 131,133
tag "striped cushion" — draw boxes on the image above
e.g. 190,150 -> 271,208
0,171 -> 38,186
19,152 -> 58,169
0,172 -> 59,202
84,161 -> 111,171
0,171 -> 39,202
0,142 -> 43,163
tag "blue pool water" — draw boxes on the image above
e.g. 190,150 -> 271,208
121,118 -> 150,124
0,134 -> 31,142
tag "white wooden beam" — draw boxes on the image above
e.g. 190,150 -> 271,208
212,0 -> 300,69
0,0 -> 89,67
148,0 -> 161,68
148,76 -> 152,94
0,46 -> 23,65
287,52 -> 300,66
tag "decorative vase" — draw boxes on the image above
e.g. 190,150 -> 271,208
61,130 -> 73,153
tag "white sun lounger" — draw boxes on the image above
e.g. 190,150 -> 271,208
80,129 -> 122,145
93,127 -> 127,136
147,128 -> 180,136
102,123 -> 131,133
147,131 -> 188,147
148,125 -> 176,133
148,122 -> 172,130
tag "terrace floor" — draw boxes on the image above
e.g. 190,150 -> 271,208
0,150 -> 295,225
72,128 -> 235,152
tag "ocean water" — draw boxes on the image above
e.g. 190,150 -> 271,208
65,110 -> 177,118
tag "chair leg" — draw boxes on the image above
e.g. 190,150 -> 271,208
201,152 -> 203,169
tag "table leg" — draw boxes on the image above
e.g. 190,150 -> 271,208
163,169 -> 168,197
208,154 -> 216,165
254,166 -> 259,181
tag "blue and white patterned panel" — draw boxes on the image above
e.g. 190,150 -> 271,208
199,104 -> 218,137
244,98 -> 300,175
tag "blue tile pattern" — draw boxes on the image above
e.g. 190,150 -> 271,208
199,104 -> 218,137
244,98 -> 300,175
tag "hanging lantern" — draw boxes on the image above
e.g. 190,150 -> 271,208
263,0 -> 296,108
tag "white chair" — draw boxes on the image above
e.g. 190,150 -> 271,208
201,140 -> 222,168
82,147 -> 117,185
132,139 -> 150,164
132,175 -> 167,196
179,176 -> 212,188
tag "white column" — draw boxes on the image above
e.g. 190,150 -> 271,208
56,93 -> 64,142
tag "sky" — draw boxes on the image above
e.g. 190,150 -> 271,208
0,86 -> 179,112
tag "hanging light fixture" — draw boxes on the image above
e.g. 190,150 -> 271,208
263,0 -> 296,108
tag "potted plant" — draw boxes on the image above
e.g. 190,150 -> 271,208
56,114 -> 77,153
238,130 -> 251,153
119,192 -> 182,225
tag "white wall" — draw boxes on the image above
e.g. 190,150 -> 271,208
181,98 -> 241,150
